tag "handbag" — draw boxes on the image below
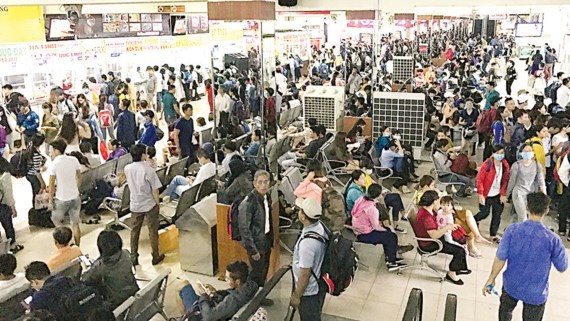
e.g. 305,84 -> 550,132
451,225 -> 467,245
34,191 -> 50,210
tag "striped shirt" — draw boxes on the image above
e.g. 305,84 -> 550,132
27,150 -> 44,176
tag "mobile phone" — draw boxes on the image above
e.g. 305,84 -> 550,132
197,281 -> 210,295
79,255 -> 92,268
23,295 -> 32,306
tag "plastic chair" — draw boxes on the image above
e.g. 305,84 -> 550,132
398,210 -> 446,281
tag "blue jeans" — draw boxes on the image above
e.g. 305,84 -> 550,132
179,284 -> 199,311
384,193 -> 404,222
439,173 -> 470,196
101,126 -> 115,141
162,175 -> 190,199
357,230 -> 398,262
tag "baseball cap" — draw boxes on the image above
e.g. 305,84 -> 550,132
295,197 -> 322,219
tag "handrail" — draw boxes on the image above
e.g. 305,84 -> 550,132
402,288 -> 423,321
443,294 -> 457,321
232,265 -> 293,321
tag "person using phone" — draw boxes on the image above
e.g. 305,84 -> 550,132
178,260 -> 257,320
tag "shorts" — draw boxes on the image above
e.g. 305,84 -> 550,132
52,197 -> 81,225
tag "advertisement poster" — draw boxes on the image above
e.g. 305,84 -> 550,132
77,13 -> 171,39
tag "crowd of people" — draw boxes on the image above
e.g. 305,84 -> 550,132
0,26 -> 569,321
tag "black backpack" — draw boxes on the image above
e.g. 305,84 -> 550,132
548,82 -> 562,103
197,72 -> 204,84
301,223 -> 358,296
60,279 -> 106,321
228,194 -> 257,241
9,151 -> 29,178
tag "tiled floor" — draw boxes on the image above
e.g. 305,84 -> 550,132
6,59 -> 570,321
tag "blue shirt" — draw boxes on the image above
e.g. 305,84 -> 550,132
380,149 -> 403,169
345,182 -> 365,215
116,109 -> 136,148
497,220 -> 568,305
16,110 -> 39,136
293,222 -> 327,296
139,121 -> 157,147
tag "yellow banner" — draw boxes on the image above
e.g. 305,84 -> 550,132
0,6 -> 45,43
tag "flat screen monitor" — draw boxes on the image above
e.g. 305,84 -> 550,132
515,23 -> 543,37
46,15 -> 76,41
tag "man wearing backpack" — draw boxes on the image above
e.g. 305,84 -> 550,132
25,261 -> 107,321
237,170 -> 273,291
290,197 -> 328,321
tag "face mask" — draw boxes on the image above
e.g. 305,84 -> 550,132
384,132 -> 391,137
521,152 -> 534,160
493,153 -> 504,161
83,89 -> 89,94
365,169 -> 373,175
393,135 -> 401,140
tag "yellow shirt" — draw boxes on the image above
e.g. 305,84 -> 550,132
364,172 -> 374,189
526,137 -> 546,174
46,245 -> 83,272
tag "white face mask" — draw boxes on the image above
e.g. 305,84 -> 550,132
365,169 -> 373,175
393,135 -> 401,140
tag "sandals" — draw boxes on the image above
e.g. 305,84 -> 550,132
10,244 -> 24,253
469,250 -> 482,258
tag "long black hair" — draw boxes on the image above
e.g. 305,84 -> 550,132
364,183 -> 382,201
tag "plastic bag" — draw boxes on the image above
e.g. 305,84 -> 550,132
34,191 -> 50,210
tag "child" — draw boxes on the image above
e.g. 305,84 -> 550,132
80,141 -> 101,167
146,146 -> 158,169
436,196 -> 469,255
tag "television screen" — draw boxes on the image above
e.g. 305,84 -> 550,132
45,15 -> 76,41
171,16 -> 187,35
515,23 -> 543,37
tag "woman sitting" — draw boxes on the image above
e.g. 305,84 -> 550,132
351,184 -> 410,272
438,196 -> 485,258
415,175 -> 445,205
324,132 -> 352,168
413,191 -> 470,285
82,230 -> 139,309
107,139 -> 129,161
433,139 -> 472,198
294,159 -> 331,203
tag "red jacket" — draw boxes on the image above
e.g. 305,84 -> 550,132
476,158 -> 510,198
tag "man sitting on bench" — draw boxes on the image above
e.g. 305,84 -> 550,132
177,260 -> 258,320
160,149 -> 216,203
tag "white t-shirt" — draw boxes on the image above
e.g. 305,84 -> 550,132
0,273 -> 28,303
552,133 -> 569,162
488,163 -> 503,197
192,162 -> 216,187
48,154 -> 81,201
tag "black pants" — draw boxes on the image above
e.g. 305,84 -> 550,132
506,80 -> 514,96
0,204 -> 16,244
248,237 -> 272,287
474,195 -> 504,237
299,287 -> 326,321
357,230 -> 398,262
421,238 -> 467,272
558,186 -> 570,233
499,289 -> 545,321
425,129 -> 436,148
26,174 -> 41,205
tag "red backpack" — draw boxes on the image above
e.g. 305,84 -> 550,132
476,109 -> 495,135
553,147 -> 570,183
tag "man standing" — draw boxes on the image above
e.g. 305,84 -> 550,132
146,66 -> 158,111
162,84 -> 180,126
15,99 -> 39,145
474,145 -> 510,243
124,144 -> 165,266
116,99 -> 136,150
483,193 -> 567,321
290,197 -> 328,321
346,68 -> 362,95
238,170 -> 273,288
48,139 -> 82,246
485,81 -> 500,111
174,103 -> 195,164
2,84 -> 22,115
556,78 -> 570,109
215,86 -> 231,130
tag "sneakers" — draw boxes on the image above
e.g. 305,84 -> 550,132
491,236 -> 501,244
394,225 -> 407,234
387,262 -> 408,272
559,231 -> 566,237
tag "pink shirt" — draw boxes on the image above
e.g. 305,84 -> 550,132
294,179 -> 323,203
351,196 -> 386,235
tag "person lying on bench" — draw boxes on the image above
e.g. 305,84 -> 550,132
178,260 -> 258,320
160,149 -> 216,203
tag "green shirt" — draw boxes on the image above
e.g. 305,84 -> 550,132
162,92 -> 177,118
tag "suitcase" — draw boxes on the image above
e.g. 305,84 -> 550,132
28,208 -> 55,228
